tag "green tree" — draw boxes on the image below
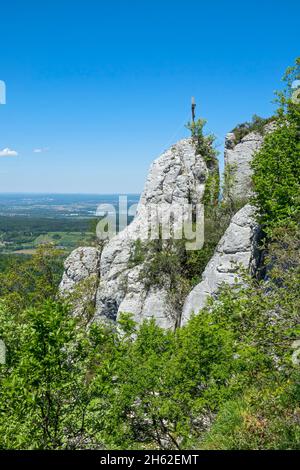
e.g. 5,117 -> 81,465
0,300 -> 99,449
0,244 -> 64,314
252,57 -> 300,232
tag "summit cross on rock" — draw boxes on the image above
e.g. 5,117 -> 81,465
191,96 -> 196,123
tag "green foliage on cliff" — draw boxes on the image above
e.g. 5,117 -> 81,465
252,58 -> 300,233
186,118 -> 220,207
129,201 -> 236,317
186,118 -> 218,167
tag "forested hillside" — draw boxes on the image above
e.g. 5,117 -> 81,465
0,59 -> 299,450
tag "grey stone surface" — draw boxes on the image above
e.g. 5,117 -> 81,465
181,204 -> 260,325
224,131 -> 263,202
60,126 -> 266,330
94,138 -> 211,329
224,123 -> 275,202
60,247 -> 100,293
59,247 -> 101,319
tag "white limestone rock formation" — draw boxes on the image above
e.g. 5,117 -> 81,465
94,138 -> 210,329
60,247 -> 101,317
224,131 -> 263,201
60,138 -> 213,329
60,247 -> 100,293
224,122 -> 276,202
181,204 -> 260,325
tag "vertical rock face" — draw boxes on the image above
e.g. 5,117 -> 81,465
60,247 -> 101,317
95,138 -> 210,329
60,247 -> 100,293
224,131 -> 264,202
224,123 -> 276,202
60,124 -> 269,329
180,124 -> 276,325
60,138 -> 214,328
181,204 -> 260,325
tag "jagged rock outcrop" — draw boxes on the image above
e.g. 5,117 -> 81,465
60,247 -> 100,316
94,138 -> 210,329
61,138 -> 214,328
224,123 -> 276,202
224,131 -> 264,202
61,122 -> 271,329
60,247 -> 100,292
181,125 -> 275,325
181,204 -> 260,325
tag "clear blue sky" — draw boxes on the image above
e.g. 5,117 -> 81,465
0,0 -> 299,193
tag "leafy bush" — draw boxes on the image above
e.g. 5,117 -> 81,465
0,300 -> 96,449
0,244 -> 64,314
252,59 -> 300,233
0,223 -> 299,450
186,118 -> 218,168
200,378 -> 300,450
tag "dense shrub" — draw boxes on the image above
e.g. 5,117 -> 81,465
0,244 -> 64,315
0,300 -> 96,449
186,118 -> 219,168
200,377 -> 300,450
92,224 -> 300,449
252,58 -> 300,232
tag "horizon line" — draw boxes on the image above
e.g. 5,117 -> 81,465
0,192 -> 141,196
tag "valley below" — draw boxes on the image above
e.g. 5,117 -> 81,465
0,193 -> 139,257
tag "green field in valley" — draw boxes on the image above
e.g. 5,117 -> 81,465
0,215 -> 96,257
